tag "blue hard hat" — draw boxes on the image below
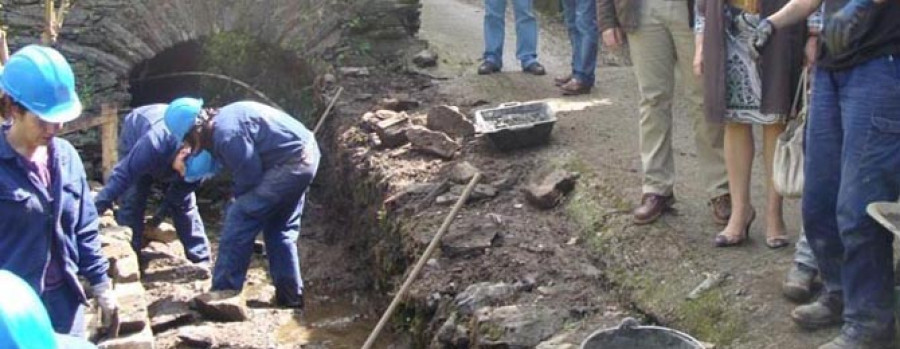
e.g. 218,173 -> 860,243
164,97 -> 204,143
184,150 -> 220,183
0,45 -> 83,123
0,270 -> 59,349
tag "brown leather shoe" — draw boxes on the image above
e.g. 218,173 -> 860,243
559,79 -> 592,96
554,75 -> 572,86
633,194 -> 675,225
709,194 -> 731,225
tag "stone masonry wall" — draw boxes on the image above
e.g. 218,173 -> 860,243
1,0 -> 420,109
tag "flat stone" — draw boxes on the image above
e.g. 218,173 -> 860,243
453,282 -> 517,316
376,96 -> 420,112
475,305 -> 568,347
432,314 -> 469,348
427,105 -> 474,138
149,296 -> 195,333
373,113 -> 411,148
144,222 -> 177,243
412,49 -> 438,68
448,161 -> 480,184
97,324 -> 154,349
406,126 -> 460,159
442,222 -> 501,258
338,66 -> 370,77
143,256 -> 210,284
114,282 -> 150,335
193,290 -> 249,322
102,240 -> 140,283
244,284 -> 276,308
178,326 -> 216,348
435,184 -> 498,205
101,226 -> 134,247
524,170 -> 581,209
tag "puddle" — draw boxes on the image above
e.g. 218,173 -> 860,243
275,294 -> 400,348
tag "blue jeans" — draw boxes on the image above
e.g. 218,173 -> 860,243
212,145 -> 320,304
483,0 -> 538,68
793,230 -> 818,270
116,176 -> 210,263
803,56 -> 900,340
41,283 -> 85,337
561,0 -> 597,85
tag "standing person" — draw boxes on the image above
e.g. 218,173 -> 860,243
478,0 -> 547,75
93,104 -> 212,266
555,0 -> 598,95
759,0 -> 900,347
164,99 -> 320,309
695,0 -> 807,248
0,45 -> 116,336
782,5 -> 823,304
598,0 -> 731,225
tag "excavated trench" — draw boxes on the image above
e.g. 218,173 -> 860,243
114,34 -> 412,348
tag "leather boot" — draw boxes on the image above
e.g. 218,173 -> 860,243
783,263 -> 818,303
633,194 -> 675,225
792,292 -> 843,330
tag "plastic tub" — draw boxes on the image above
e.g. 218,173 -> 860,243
474,101 -> 556,151
580,318 -> 704,349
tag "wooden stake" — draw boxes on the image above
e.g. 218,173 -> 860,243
361,173 -> 483,349
100,104 -> 118,181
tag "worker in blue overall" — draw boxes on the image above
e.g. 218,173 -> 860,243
93,104 -> 212,265
0,45 -> 116,336
164,98 -> 320,308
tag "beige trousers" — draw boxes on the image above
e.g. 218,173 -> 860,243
626,0 -> 728,198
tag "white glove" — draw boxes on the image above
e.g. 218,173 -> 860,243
91,281 -> 118,313
91,281 -> 120,337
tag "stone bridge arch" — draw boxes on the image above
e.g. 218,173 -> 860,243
2,0 -> 420,109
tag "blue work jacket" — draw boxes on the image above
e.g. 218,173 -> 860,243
95,116 -> 196,208
117,104 -> 167,159
212,101 -> 316,197
0,130 -> 109,299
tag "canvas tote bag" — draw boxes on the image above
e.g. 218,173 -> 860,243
773,69 -> 808,198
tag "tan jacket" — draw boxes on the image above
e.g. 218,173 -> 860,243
597,0 -> 695,33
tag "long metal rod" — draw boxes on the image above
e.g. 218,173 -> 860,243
312,86 -> 343,134
361,173 -> 483,349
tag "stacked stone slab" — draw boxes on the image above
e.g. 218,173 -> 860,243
96,213 -> 156,349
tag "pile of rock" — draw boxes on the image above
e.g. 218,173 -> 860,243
360,104 -> 473,159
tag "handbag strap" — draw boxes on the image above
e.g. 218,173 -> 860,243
791,68 -> 810,121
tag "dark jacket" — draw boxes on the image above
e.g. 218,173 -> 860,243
598,0 -> 695,33
698,0 -> 806,122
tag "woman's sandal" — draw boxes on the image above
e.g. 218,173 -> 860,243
714,209 -> 756,247
765,233 -> 791,249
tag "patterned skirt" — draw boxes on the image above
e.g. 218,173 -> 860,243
723,12 -> 786,125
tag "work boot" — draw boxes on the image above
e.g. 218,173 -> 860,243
275,292 -> 304,310
633,193 -> 675,225
478,61 -> 500,75
818,330 -> 896,349
554,74 -> 572,86
792,292 -> 843,330
522,62 -> 546,75
559,79 -> 592,96
783,263 -> 818,303
709,193 -> 732,225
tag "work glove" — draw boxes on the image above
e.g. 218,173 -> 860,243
823,0 -> 876,56
94,198 -> 112,216
750,18 -> 775,61
91,281 -> 120,338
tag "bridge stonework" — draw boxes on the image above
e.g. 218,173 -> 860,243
1,0 -> 421,107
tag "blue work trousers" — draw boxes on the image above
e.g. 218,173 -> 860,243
561,0 -> 597,85
212,145 -> 320,304
116,175 -> 210,263
803,56 -> 900,341
483,0 -> 538,68
41,283 -> 85,337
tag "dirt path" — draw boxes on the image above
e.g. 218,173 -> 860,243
418,0 -> 833,348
